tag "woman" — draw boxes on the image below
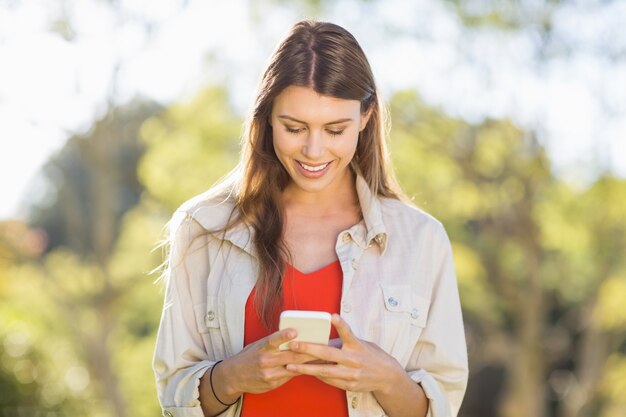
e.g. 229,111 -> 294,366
153,20 -> 468,417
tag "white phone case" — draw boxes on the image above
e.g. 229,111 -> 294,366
278,310 -> 332,351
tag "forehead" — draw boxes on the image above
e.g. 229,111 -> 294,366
272,86 -> 361,122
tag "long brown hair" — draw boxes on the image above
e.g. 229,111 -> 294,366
218,20 -> 402,328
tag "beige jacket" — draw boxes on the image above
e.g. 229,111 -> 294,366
153,176 -> 468,417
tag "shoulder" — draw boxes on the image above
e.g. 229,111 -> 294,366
168,187 -> 239,242
380,197 -> 443,230
379,197 -> 450,244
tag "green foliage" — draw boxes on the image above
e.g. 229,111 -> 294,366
138,87 -> 242,211
2,262 -> 94,415
388,90 -> 626,416
2,200 -> 166,416
1,85 -> 242,416
600,353 -> 626,417
28,100 -> 160,257
108,201 -> 168,417
594,277 -> 626,331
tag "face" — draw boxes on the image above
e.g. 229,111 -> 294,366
270,85 -> 371,198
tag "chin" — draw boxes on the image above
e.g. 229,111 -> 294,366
291,179 -> 334,194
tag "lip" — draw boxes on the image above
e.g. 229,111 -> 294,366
295,160 -> 333,178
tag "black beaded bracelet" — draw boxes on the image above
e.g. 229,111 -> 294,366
209,360 -> 240,407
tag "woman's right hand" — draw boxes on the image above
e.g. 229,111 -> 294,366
211,328 -> 316,399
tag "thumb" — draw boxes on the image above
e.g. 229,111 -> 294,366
331,314 -> 359,346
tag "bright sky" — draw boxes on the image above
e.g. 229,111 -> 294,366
1,0 -> 625,220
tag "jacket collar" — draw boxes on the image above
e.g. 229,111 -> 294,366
186,195 -> 257,257
355,175 -> 388,254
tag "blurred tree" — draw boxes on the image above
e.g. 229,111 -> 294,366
391,90 -> 551,417
0,221 -> 51,414
388,90 -> 626,417
13,85 -> 241,417
138,86 -> 242,211
1,210 -> 165,416
20,99 -> 161,417
29,100 -> 159,258
22,0 -> 192,409
539,177 -> 626,417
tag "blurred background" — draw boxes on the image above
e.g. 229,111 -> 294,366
1,0 -> 625,416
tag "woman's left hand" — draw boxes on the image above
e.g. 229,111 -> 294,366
285,314 -> 405,395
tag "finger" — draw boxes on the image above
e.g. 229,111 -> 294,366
304,359 -> 334,365
265,328 -> 297,350
286,363 -> 357,381
280,350 -> 333,365
257,365 -> 300,387
289,342 -> 360,367
252,351 -> 315,370
331,314 -> 359,346
278,350 -> 319,365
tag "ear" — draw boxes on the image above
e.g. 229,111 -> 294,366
359,105 -> 374,132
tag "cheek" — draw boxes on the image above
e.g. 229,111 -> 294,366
272,132 -> 295,158
338,134 -> 359,158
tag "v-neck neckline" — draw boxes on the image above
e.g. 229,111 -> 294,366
286,259 -> 341,276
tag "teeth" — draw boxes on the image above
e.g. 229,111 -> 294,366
299,162 -> 329,172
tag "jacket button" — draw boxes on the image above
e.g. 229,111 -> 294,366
351,396 -> 358,409
342,302 -> 352,313
411,308 -> 419,319
387,297 -> 398,307
205,311 -> 216,325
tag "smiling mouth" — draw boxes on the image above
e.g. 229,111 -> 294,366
297,161 -> 331,172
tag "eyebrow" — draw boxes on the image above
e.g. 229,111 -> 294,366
277,115 -> 353,125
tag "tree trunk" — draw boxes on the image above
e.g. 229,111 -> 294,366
501,216 -> 547,417
85,277 -> 128,417
558,301 -> 610,417
501,288 -> 546,417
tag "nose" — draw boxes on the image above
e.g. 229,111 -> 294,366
303,129 -> 323,159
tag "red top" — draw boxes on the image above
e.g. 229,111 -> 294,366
241,260 -> 349,417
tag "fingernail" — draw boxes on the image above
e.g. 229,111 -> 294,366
290,342 -> 299,350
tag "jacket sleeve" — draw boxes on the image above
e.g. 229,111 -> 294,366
152,211 -> 216,417
407,223 -> 468,417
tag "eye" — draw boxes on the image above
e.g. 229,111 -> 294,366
285,126 -> 305,134
327,129 -> 344,136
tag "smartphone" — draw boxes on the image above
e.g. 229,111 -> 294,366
278,310 -> 332,351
